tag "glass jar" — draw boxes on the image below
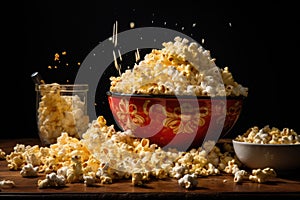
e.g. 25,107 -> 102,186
35,83 -> 89,145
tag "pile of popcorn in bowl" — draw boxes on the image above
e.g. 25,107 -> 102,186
232,125 -> 300,172
107,36 -> 248,150
109,36 -> 248,97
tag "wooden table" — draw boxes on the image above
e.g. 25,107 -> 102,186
1,138 -> 300,199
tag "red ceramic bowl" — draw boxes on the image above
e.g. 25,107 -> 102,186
107,91 -> 244,151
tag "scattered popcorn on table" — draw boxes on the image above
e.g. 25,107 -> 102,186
6,150 -> 25,170
0,180 -> 15,189
81,116 -> 182,182
83,174 -> 97,186
3,116 -> 287,187
224,159 -> 240,175
233,170 -> 249,183
98,175 -> 113,184
249,167 -> 277,183
14,144 -> 26,152
57,166 -> 68,177
38,172 -> 66,188
178,173 -> 198,189
95,163 -> 113,184
66,155 -> 84,183
169,163 -> 187,179
20,163 -> 39,177
132,172 -> 149,186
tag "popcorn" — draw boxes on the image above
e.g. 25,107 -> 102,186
57,166 -> 69,177
169,163 -> 188,179
206,163 -> 220,175
36,83 -> 89,144
110,36 -> 248,97
151,168 -> 168,179
81,116 -> 182,180
234,125 -> 300,144
4,115 -> 285,187
178,173 -> 198,189
0,180 -> 15,189
20,163 -> 39,177
38,172 -> 66,188
233,170 -> 249,183
99,175 -> 113,184
83,174 -> 97,186
6,151 -> 25,170
224,159 -> 240,175
249,167 -> 277,183
66,155 -> 84,183
14,144 -> 26,153
218,151 -> 235,171
132,172 -> 149,186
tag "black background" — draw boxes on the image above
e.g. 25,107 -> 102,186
3,1 -> 299,140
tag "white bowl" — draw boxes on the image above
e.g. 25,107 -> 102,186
232,140 -> 300,172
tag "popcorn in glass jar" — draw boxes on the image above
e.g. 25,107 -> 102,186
35,83 -> 89,145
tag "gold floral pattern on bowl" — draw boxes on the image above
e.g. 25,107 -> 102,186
107,92 -> 244,150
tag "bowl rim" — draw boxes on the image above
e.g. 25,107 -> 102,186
106,91 -> 246,100
232,139 -> 300,146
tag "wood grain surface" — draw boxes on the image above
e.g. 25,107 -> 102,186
1,138 -> 300,199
